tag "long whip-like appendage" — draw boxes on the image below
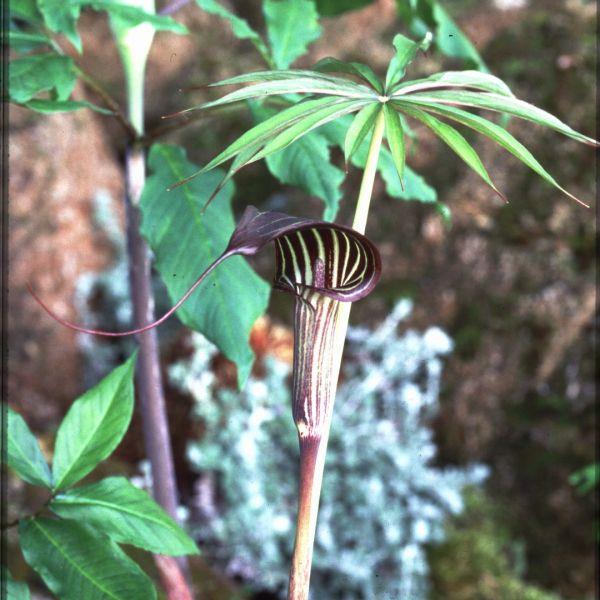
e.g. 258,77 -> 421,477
27,253 -> 229,337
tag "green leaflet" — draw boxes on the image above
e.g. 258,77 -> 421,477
264,0 -> 321,69
412,102 -> 588,206
344,104 -> 381,165
252,99 -> 369,162
50,477 -> 199,556
8,31 -> 51,51
52,354 -> 137,491
398,90 -> 598,146
202,97 -> 349,173
195,77 -> 373,112
385,32 -> 431,91
383,104 -> 406,184
23,99 -> 113,114
395,0 -> 486,70
196,0 -> 271,64
400,104 -> 505,200
9,54 -> 76,104
392,70 -> 513,97
37,0 -> 82,52
139,144 -> 269,388
19,518 -> 156,600
211,69 -> 375,94
320,115 -> 438,204
9,0 -> 43,24
313,57 -> 383,93
7,408 -> 52,488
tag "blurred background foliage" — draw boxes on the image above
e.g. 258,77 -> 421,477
8,0 -> 596,598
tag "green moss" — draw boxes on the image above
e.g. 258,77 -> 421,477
427,488 -> 561,600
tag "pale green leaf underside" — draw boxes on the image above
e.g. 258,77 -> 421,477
392,70 -> 513,97
20,518 -> 156,600
313,56 -> 383,93
263,0 -> 321,69
7,570 -> 31,600
7,408 -> 52,488
50,477 -> 199,556
139,144 -> 269,388
52,354 -> 137,491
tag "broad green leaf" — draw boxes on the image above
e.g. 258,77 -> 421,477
399,90 -> 598,146
52,354 -> 137,490
37,0 -> 82,52
414,102 -> 588,206
20,518 -> 156,600
395,0 -> 486,70
196,0 -> 270,64
316,0 -> 375,16
9,0 -> 43,24
83,0 -> 188,34
264,128 -> 345,220
401,104 -> 505,200
23,99 -> 114,114
383,104 -> 406,184
7,571 -> 30,600
252,99 -> 369,162
313,57 -> 383,93
9,54 -> 76,104
264,0 -> 321,69
139,144 -> 269,388
393,70 -> 513,96
50,476 -> 199,556
385,32 -> 431,91
8,31 -> 51,51
344,103 -> 381,165
430,2 -> 486,70
7,408 -> 52,488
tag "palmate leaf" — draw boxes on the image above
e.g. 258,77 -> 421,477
263,0 -> 321,69
52,353 -> 137,491
400,104 -> 506,200
19,518 -> 156,600
139,144 -> 270,387
7,408 -> 52,488
50,476 -> 199,556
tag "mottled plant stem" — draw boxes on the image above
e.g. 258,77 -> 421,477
287,110 -> 385,600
